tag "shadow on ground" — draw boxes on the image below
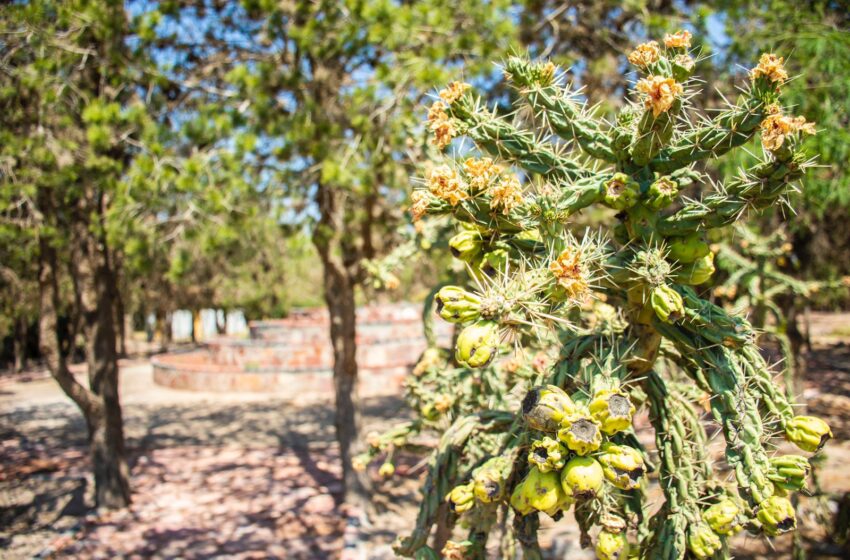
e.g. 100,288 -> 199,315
1,394 -> 411,559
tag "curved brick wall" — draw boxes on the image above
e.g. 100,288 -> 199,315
152,303 -> 451,394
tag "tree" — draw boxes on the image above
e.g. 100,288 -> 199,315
140,0 -> 517,513
0,0 -> 167,508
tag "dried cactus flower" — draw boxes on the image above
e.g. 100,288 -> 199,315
627,41 -> 661,67
664,30 -> 692,49
750,53 -> 789,83
636,75 -> 683,116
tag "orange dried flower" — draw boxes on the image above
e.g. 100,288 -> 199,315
750,53 -> 788,84
760,114 -> 816,151
438,81 -> 471,105
463,157 -> 501,191
664,30 -> 692,49
427,165 -> 468,206
409,190 -> 430,221
636,76 -> 683,117
550,248 -> 589,300
488,176 -> 524,215
627,41 -> 660,67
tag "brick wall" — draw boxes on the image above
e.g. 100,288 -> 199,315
152,303 -> 451,395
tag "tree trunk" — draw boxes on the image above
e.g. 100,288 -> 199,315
114,283 -> 127,358
313,182 -> 371,513
69,190 -> 132,510
39,230 -> 131,509
216,309 -> 228,335
13,317 -> 27,373
325,262 -> 367,507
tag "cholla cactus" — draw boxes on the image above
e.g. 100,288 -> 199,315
384,33 -> 832,559
712,224 -> 849,400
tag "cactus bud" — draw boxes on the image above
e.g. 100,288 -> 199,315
668,234 -> 710,263
448,230 -> 483,262
560,456 -> 604,500
645,176 -> 679,209
595,530 -> 629,560
455,321 -> 499,368
588,388 -> 636,435
785,416 -> 832,453
510,466 -> 571,517
472,456 -> 512,503
379,462 -> 395,477
703,499 -> 743,536
756,496 -> 796,536
597,442 -> 646,490
768,454 -> 811,492
687,522 -> 722,559
557,413 -> 603,456
673,251 -> 715,285
435,285 -> 482,324
650,284 -> 684,323
522,385 -> 576,432
602,173 -> 640,210
446,481 -> 475,514
528,437 -> 568,473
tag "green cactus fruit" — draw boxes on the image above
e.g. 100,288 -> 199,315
597,442 -> 646,490
527,437 -> 568,473
645,176 -> 679,210
557,413 -> 602,456
673,251 -> 715,285
448,230 -> 483,262
785,415 -> 832,453
588,388 -> 636,435
650,284 -> 684,323
687,522 -> 722,559
454,321 -> 499,368
472,456 -> 512,503
595,530 -> 629,560
703,499 -> 743,536
435,285 -> 481,324
756,496 -> 796,536
602,173 -> 640,210
668,234 -> 710,263
419,403 -> 440,421
446,481 -> 475,514
478,248 -> 509,277
768,454 -> 811,492
522,385 -> 577,433
510,466 -> 571,517
560,456 -> 604,500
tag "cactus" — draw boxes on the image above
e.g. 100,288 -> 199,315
377,34 -> 831,559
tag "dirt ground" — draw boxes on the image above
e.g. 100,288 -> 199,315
2,314 -> 850,559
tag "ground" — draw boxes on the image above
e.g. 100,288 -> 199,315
2,314 -> 850,559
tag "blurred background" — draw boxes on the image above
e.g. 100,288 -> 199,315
1,1 -> 849,558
